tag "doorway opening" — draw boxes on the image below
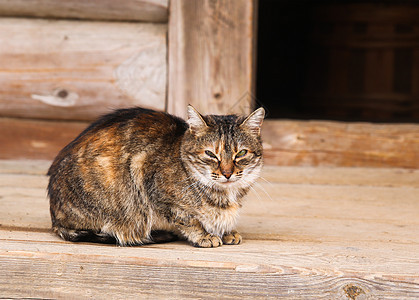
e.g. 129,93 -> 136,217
256,0 -> 419,123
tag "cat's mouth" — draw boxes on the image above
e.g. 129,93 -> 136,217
220,180 -> 233,185
217,177 -> 240,185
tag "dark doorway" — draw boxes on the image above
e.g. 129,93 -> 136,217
256,0 -> 419,123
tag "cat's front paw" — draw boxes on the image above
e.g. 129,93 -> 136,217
222,230 -> 242,245
193,234 -> 222,248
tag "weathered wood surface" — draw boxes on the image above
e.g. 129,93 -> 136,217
2,117 -> 419,169
0,118 -> 87,160
0,0 -> 168,22
262,120 -> 419,168
168,0 -> 258,118
0,18 -> 167,121
0,160 -> 418,298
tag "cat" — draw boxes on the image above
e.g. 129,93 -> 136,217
47,105 -> 265,247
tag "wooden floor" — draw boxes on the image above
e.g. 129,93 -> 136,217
1,160 -> 418,299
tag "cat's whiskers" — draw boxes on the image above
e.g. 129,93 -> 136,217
253,181 -> 273,202
259,176 -> 274,187
246,185 -> 268,211
248,185 -> 263,203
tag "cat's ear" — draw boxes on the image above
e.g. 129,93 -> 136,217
240,107 -> 265,135
187,105 -> 208,134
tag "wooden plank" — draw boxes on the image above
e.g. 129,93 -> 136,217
2,160 -> 419,187
262,120 -> 419,168
0,18 -> 167,121
167,0 -> 258,118
0,0 -> 168,23
0,160 -> 50,175
1,162 -> 418,245
261,165 -> 419,188
1,232 -> 418,299
0,163 -> 418,298
2,177 -> 418,244
0,118 -> 87,160
2,118 -> 419,168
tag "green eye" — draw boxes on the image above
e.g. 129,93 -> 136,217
236,149 -> 248,158
205,150 -> 218,159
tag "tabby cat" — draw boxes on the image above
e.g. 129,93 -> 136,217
48,105 -> 265,247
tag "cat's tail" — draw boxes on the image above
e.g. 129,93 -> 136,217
52,226 -> 117,244
52,226 -> 179,245
149,230 -> 179,244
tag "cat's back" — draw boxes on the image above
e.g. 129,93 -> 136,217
79,107 -> 187,142
48,108 -> 188,175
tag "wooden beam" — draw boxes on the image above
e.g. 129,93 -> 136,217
1,232 -> 418,299
0,18 -> 167,121
0,0 -> 168,23
2,117 -> 419,168
262,119 -> 419,168
0,118 -> 87,160
168,0 -> 258,118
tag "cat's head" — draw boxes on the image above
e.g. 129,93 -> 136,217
181,105 -> 265,191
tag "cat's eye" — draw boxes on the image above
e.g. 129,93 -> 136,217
235,149 -> 248,159
205,150 -> 218,159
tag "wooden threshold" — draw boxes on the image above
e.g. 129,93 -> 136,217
1,117 -> 419,168
1,160 -> 418,298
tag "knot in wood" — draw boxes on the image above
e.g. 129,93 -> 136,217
343,284 -> 365,300
57,89 -> 69,98
213,92 -> 222,100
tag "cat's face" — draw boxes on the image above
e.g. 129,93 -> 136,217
181,106 -> 265,191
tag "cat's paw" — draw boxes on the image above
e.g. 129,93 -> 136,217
193,234 -> 222,248
222,230 -> 242,245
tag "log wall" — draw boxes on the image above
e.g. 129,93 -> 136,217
0,18 -> 167,121
0,0 -> 168,22
0,1 -> 417,168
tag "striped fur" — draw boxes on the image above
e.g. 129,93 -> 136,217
48,106 -> 264,247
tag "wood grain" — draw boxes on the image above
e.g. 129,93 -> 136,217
2,164 -> 419,244
0,0 -> 168,22
262,120 -> 419,168
0,118 -> 87,160
0,161 -> 418,298
2,117 -> 419,169
0,18 -> 167,121
1,234 -> 418,299
3,160 -> 419,187
167,0 -> 258,118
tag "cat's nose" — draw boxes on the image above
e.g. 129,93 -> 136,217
222,170 -> 233,179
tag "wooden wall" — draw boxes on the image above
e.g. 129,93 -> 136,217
0,0 -> 169,22
0,1 -> 168,121
0,0 -> 418,168
168,0 -> 258,118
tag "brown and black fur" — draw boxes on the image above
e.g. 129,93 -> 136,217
48,105 -> 265,247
